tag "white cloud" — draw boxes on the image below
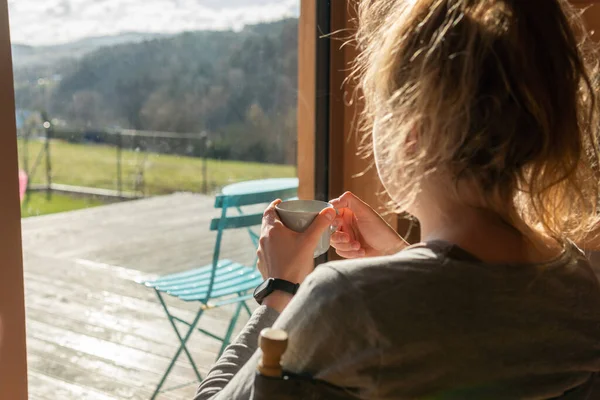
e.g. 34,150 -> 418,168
7,0 -> 299,46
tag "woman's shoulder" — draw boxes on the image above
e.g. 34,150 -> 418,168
313,243 -> 450,289
296,245 -> 450,315
309,241 -> 598,304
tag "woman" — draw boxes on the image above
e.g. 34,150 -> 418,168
195,0 -> 600,398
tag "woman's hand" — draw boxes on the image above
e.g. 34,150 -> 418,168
329,192 -> 408,258
257,199 -> 336,312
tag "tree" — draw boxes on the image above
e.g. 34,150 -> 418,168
66,90 -> 108,128
14,18 -> 300,165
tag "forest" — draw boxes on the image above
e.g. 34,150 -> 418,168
14,19 -> 298,165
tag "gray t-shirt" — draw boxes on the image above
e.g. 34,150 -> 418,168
195,242 -> 600,399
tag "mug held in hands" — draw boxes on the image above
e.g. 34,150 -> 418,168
275,200 -> 334,258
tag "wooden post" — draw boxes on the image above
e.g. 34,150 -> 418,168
258,328 -> 288,378
297,1 -> 408,257
41,111 -> 52,200
203,137 -> 209,194
0,0 -> 28,397
327,1 -> 403,254
297,0 -> 317,200
116,131 -> 123,198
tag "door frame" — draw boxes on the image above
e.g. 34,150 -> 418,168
0,0 -> 28,398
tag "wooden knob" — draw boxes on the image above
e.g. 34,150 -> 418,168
258,328 -> 288,377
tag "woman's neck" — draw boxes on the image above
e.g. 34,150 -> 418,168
410,180 -> 562,265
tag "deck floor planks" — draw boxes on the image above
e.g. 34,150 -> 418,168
21,193 -> 257,275
26,337 -> 178,399
23,263 -> 240,358
23,193 -> 261,399
28,371 -> 120,400
24,270 -> 232,344
25,303 -> 221,366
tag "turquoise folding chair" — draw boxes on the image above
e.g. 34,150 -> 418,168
143,184 -> 298,399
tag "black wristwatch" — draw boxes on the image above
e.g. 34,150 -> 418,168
253,278 -> 300,305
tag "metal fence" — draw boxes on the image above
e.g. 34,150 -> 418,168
19,113 -> 213,200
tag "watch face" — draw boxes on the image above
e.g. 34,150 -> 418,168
254,279 -> 272,296
253,278 -> 274,304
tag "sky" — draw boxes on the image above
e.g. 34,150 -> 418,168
7,0 -> 300,46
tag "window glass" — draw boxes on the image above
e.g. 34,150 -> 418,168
10,1 -> 299,397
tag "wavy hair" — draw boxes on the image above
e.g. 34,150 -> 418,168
354,0 -> 600,242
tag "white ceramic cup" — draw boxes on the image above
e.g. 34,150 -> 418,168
275,200 -> 334,258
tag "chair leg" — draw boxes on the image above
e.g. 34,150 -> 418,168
242,300 -> 252,316
151,290 -> 204,399
216,301 -> 244,359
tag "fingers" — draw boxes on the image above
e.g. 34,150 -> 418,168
304,207 -> 336,243
329,191 -> 354,207
330,231 -> 361,251
331,229 -> 366,258
262,199 -> 283,225
336,249 -> 366,259
264,199 -> 283,214
332,208 -> 348,226
331,231 -> 350,243
332,242 -> 362,252
329,191 -> 369,214
331,241 -> 362,252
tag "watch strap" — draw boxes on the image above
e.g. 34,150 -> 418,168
270,279 -> 300,296
254,278 -> 299,305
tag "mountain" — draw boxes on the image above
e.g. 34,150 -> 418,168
14,19 -> 299,165
11,32 -> 172,68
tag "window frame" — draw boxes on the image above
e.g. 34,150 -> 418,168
0,0 -> 28,398
301,0 -> 404,255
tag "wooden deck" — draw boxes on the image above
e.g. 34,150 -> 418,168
22,193 -> 260,399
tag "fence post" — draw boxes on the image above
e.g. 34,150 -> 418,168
202,152 -> 208,194
201,132 -> 209,194
41,112 -> 52,200
116,131 -> 123,198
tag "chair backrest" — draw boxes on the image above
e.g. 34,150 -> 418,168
213,186 -> 298,209
210,212 -> 263,232
252,328 -> 355,400
204,184 -> 298,300
210,186 -> 298,234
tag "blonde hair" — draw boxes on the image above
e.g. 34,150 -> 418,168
355,0 -> 600,242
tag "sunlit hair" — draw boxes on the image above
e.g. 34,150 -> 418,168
354,0 -> 600,243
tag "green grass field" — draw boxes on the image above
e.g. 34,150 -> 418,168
21,192 -> 105,218
18,139 -> 296,195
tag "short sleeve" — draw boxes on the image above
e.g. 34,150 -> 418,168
272,264 -> 382,396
